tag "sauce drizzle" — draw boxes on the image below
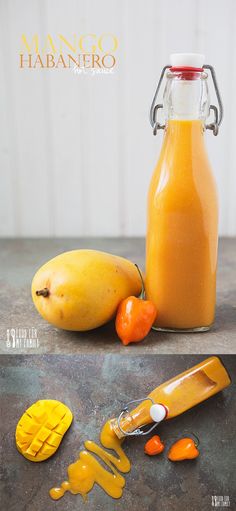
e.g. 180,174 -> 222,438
49,419 -> 131,500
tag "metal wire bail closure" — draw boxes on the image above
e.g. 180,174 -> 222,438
203,64 -> 223,135
149,64 -> 223,136
117,398 -> 166,437
150,65 -> 170,135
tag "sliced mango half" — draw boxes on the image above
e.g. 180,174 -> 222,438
15,399 -> 73,462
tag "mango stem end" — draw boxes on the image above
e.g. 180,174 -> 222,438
36,288 -> 50,297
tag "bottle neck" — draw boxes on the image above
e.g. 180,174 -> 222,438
111,401 -> 154,440
163,70 -> 209,121
164,118 -> 205,143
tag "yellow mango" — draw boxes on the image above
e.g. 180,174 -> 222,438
16,400 -> 73,462
31,249 -> 142,331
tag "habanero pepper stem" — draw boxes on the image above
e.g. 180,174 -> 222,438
180,431 -> 200,448
134,263 -> 145,299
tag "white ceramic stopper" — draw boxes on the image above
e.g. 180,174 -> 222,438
149,403 -> 167,423
170,53 -> 205,68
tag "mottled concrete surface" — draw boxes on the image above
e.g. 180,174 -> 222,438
0,354 -> 235,511
0,238 -> 235,354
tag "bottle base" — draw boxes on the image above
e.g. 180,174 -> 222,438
152,325 -> 211,333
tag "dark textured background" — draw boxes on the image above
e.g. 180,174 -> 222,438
0,354 -> 235,511
0,238 -> 236,355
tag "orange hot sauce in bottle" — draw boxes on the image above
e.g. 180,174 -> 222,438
146,54 -> 223,332
112,356 -> 231,438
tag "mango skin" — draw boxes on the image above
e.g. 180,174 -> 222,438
31,249 -> 142,331
16,400 -> 73,462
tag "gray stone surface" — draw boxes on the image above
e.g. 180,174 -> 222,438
0,354 -> 235,511
0,238 -> 235,354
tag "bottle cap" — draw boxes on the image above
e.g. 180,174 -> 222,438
170,53 -> 205,69
149,403 -> 167,423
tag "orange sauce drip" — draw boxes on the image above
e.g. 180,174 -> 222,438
49,419 -> 131,501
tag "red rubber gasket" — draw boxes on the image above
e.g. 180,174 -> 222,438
170,66 -> 204,80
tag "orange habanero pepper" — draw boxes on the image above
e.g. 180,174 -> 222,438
115,265 -> 157,346
144,435 -> 165,456
168,437 -> 199,461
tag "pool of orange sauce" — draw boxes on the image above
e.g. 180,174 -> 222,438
49,419 -> 131,501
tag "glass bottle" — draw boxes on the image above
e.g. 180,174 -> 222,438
146,53 -> 223,332
111,356 -> 231,439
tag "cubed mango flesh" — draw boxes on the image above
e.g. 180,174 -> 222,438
15,399 -> 73,462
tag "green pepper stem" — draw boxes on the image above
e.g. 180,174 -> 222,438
171,431 -> 200,448
134,264 -> 145,300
